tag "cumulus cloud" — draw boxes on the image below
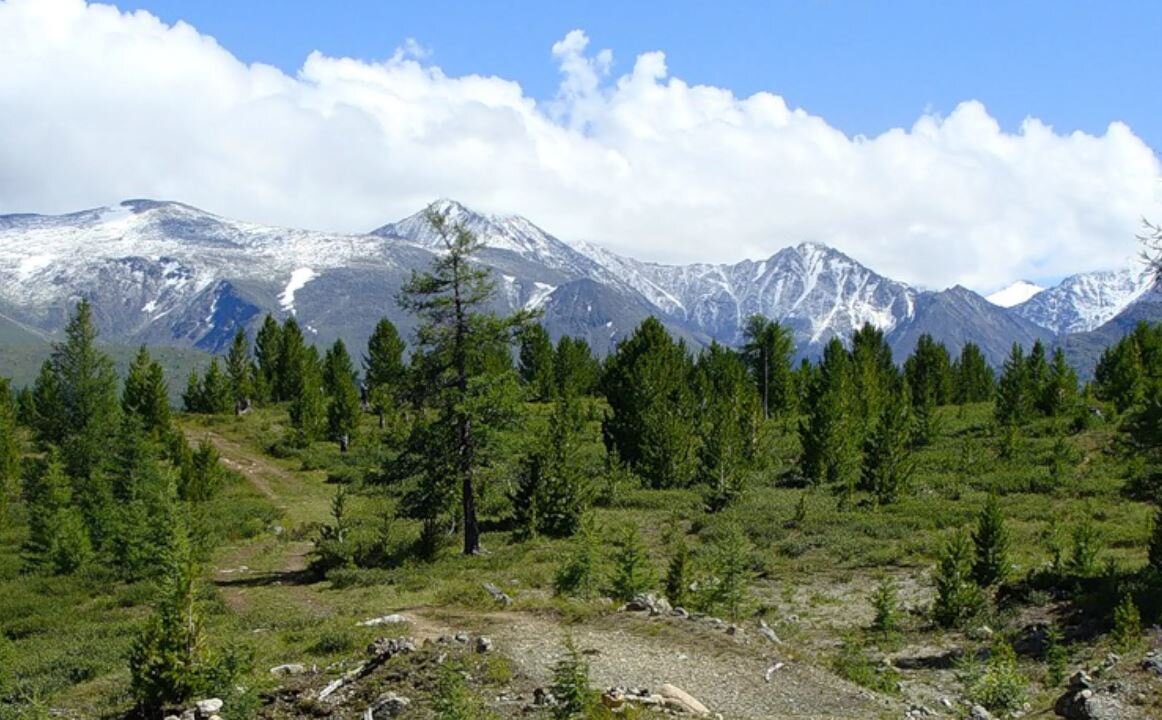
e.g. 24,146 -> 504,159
0,0 -> 1159,291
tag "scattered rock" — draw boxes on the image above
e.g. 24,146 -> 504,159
533,687 -> 555,706
482,582 -> 513,606
623,593 -> 672,616
363,692 -> 410,719
357,614 -> 409,627
1055,668 -> 1125,719
195,698 -> 223,718
659,683 -> 709,716
757,619 -> 782,644
270,663 -> 307,676
671,606 -> 689,618
764,662 -> 785,682
368,637 -> 418,659
969,704 -> 994,720
475,636 -> 493,653
1142,651 -> 1162,676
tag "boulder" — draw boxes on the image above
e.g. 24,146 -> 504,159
195,698 -> 223,718
623,593 -> 672,616
658,684 -> 709,716
969,705 -> 994,720
363,692 -> 410,719
1142,651 -> 1162,676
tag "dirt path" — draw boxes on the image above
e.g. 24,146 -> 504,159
413,608 -> 896,720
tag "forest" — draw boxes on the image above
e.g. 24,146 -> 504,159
1,207 -> 1160,720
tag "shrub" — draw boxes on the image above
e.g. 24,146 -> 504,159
694,522 -> 754,621
665,537 -> 690,608
967,639 -> 1027,716
554,515 -> 600,598
550,635 -> 593,720
610,524 -> 654,602
832,637 -> 899,694
971,496 -> 1011,587
1068,518 -> 1102,577
433,663 -> 490,720
933,531 -> 985,629
1111,593 -> 1142,652
869,576 -> 901,636
1044,624 -> 1068,687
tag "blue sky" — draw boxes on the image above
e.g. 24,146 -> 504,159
123,0 -> 1162,151
2,0 -> 1160,290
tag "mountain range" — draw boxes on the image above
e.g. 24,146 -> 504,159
0,198 -> 1156,373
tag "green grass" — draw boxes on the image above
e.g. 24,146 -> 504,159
2,398 -> 1157,718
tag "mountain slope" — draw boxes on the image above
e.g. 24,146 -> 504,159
1013,268 -> 1154,335
986,280 -> 1044,308
887,286 -> 1055,366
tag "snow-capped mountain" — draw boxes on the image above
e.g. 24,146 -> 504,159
1011,268 -> 1156,335
0,197 -> 1155,367
986,281 -> 1045,308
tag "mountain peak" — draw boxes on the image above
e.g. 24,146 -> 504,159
986,280 -> 1044,308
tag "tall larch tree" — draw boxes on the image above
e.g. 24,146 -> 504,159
953,342 -> 995,404
554,336 -> 600,397
696,343 -> 760,511
741,315 -> 795,419
518,324 -> 556,401
1039,347 -> 1079,417
799,337 -> 859,494
601,317 -> 699,489
364,317 -> 407,426
225,329 -> 255,411
995,343 -> 1031,427
396,206 -> 532,555
253,314 -> 283,402
324,340 -> 361,450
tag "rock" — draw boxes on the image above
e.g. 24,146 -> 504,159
453,633 -> 470,644
1069,671 -> 1094,689
940,697 -> 954,710
658,683 -> 709,716
367,637 -> 417,659
757,619 -> 782,644
475,636 -> 493,653
969,704 -> 994,720
195,699 -> 223,717
357,614 -> 408,627
164,716 -> 180,720
764,662 -> 785,682
672,606 -> 689,618
363,692 -> 410,719
1142,653 -> 1162,676
623,593 -> 672,616
533,687 -> 555,706
482,582 -> 513,606
270,663 -> 307,676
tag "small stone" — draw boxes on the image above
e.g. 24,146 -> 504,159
969,704 -> 994,720
475,636 -> 493,653
270,663 -> 306,676
454,633 -> 470,644
195,698 -> 223,717
482,582 -> 513,606
364,692 -> 410,719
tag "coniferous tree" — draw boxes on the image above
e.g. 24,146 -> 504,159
953,342 -> 995,404
288,347 -> 326,445
1093,327 -> 1148,413
697,522 -> 753,621
799,338 -> 859,493
554,336 -> 600,397
22,452 -> 93,573
1039,348 -> 1079,417
179,439 -> 223,502
1148,507 -> 1162,574
518,324 -> 556,401
199,359 -> 234,415
121,346 -> 171,436
396,206 -> 532,555
36,300 -> 121,480
105,419 -> 179,581
601,317 -> 698,489
0,378 -> 20,521
995,343 -> 1032,427
610,524 -> 654,601
253,314 -> 283,402
225,329 -> 255,411
859,389 -> 914,506
665,536 -> 690,608
1025,340 -> 1050,413
696,343 -> 759,511
28,359 -> 64,445
276,317 -> 309,403
971,495 -> 1011,587
741,315 -> 795,419
323,340 -> 361,450
933,530 -> 985,628
512,391 -> 588,538
904,333 -> 953,407
364,317 -> 407,425
850,322 -> 898,438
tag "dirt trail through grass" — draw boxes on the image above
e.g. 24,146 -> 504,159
193,426 -> 898,719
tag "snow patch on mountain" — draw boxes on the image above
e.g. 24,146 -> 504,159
986,280 -> 1045,308
1013,268 -> 1155,334
279,267 -> 318,314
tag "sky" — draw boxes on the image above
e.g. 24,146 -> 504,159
1,0 -> 1160,293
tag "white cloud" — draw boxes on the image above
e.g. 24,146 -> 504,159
0,0 -> 1159,291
